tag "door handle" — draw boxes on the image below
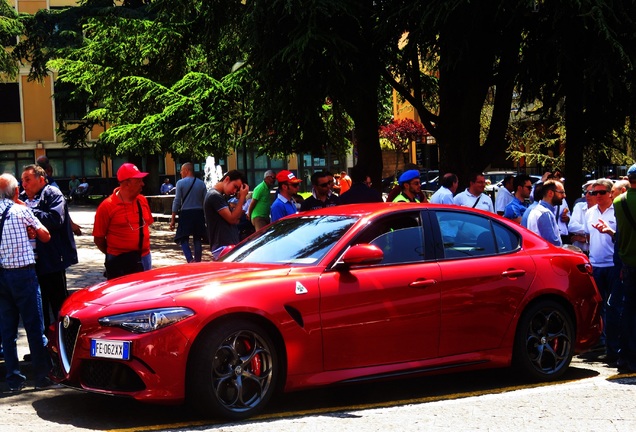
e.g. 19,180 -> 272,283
501,269 -> 526,278
409,279 -> 437,288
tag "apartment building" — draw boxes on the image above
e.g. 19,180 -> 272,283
2,0 -> 345,193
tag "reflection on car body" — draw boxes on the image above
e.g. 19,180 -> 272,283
48,203 -> 602,420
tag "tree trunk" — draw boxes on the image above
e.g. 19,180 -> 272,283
436,33 -> 497,188
562,21 -> 586,204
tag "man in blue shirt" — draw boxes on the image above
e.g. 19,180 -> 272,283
271,170 -> 302,222
525,179 -> 565,246
160,178 -> 174,194
503,174 -> 531,223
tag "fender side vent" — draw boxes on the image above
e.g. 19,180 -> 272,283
284,305 -> 304,328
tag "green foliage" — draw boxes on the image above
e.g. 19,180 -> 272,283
0,0 -> 23,79
8,0 -> 636,183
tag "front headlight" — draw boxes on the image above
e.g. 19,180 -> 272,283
98,307 -> 195,333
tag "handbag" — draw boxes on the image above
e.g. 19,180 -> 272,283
104,250 -> 143,279
104,201 -> 145,280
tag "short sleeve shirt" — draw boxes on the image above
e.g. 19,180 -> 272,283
0,199 -> 42,268
429,187 -> 454,205
503,197 -> 529,221
270,195 -> 297,222
93,189 -> 154,256
453,189 -> 495,213
204,189 -> 239,251
251,181 -> 272,219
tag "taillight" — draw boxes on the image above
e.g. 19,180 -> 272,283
577,263 -> 594,275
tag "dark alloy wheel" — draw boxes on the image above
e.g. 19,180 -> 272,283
188,320 -> 279,420
513,300 -> 575,381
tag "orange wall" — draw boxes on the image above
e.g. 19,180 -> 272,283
21,75 -> 55,142
16,0 -> 47,14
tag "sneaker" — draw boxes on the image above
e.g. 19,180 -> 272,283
34,378 -> 63,390
8,381 -> 25,392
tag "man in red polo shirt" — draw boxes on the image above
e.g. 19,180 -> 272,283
93,163 -> 154,279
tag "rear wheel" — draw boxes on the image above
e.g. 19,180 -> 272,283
513,300 -> 574,381
187,319 -> 279,420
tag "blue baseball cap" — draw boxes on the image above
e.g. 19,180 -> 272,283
398,169 -> 420,185
628,163 -> 636,176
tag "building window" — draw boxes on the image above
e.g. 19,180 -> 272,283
46,149 -> 101,178
236,148 -> 284,186
298,153 -> 342,189
0,151 -> 35,176
0,83 -> 21,123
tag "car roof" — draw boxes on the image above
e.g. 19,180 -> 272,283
293,202 -> 508,221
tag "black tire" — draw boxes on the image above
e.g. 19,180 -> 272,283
513,300 -> 575,381
187,319 -> 279,420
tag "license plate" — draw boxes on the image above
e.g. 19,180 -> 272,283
90,339 -> 131,360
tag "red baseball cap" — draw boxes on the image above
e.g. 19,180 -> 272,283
117,163 -> 148,182
276,170 -> 302,184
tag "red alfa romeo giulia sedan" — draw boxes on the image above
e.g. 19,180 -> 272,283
48,203 -> 602,420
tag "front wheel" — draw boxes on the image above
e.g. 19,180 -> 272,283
187,319 -> 279,420
513,300 -> 575,381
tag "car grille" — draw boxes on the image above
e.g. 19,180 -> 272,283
59,317 -> 81,372
81,359 -> 146,392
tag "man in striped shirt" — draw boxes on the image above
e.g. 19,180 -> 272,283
0,173 -> 53,391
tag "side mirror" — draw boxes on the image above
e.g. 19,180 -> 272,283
334,244 -> 384,269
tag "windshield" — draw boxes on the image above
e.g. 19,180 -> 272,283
221,215 -> 358,265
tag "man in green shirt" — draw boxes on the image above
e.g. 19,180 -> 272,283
247,170 -> 276,230
613,163 -> 636,372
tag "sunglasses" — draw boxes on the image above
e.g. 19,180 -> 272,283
318,180 -> 334,187
590,190 -> 609,196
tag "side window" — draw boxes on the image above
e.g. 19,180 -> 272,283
493,222 -> 521,253
354,213 -> 425,265
435,211 -> 520,258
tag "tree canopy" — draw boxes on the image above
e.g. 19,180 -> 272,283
0,0 -> 23,78
7,0 -> 636,193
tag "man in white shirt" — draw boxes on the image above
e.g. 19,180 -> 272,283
494,175 -> 515,215
453,173 -> 494,213
585,178 -> 620,361
568,182 -> 595,253
429,173 -> 458,204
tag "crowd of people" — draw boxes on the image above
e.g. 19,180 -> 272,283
0,157 -> 78,391
438,168 -> 636,375
4,159 -> 636,393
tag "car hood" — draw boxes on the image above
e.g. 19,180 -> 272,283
71,262 -> 291,307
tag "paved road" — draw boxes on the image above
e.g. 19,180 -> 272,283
1,205 -> 636,431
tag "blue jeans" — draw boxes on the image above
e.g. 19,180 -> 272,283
141,253 -> 152,271
606,269 -> 625,357
180,239 -> 203,263
0,266 -> 50,388
593,265 -> 621,350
